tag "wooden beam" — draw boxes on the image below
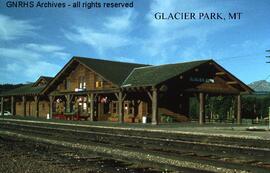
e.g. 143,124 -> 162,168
1,97 -> 4,116
114,92 -> 119,100
122,93 -> 127,101
88,93 -> 94,121
147,91 -> 153,101
34,96 -> 39,117
22,96 -> 26,116
199,93 -> 205,125
65,94 -> 71,113
49,95 -> 55,119
237,95 -> 241,124
151,87 -> 158,125
70,94 -> 74,102
118,92 -> 124,123
215,72 -> 226,76
227,81 -> 238,85
210,61 -> 252,93
11,96 -> 14,116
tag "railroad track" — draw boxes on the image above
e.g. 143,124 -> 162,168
0,120 -> 270,173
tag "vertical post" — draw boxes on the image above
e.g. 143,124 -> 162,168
90,93 -> 94,121
11,96 -> 14,116
22,96 -> 26,116
152,87 -> 158,125
118,92 -> 124,123
34,96 -> 39,117
199,92 -> 205,125
1,97 -> 4,116
49,96 -> 54,119
65,94 -> 71,113
237,94 -> 241,124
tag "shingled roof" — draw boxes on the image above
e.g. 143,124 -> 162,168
32,76 -> 53,87
75,57 -> 149,86
122,59 -> 211,87
41,76 -> 53,82
0,75 -> 53,96
0,57 -> 252,97
0,84 -> 45,96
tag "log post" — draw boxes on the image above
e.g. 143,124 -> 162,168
65,94 -> 71,113
199,92 -> 205,125
49,96 -> 54,119
89,93 -> 94,121
11,96 -> 14,116
22,96 -> 26,116
118,92 -> 124,123
1,97 -> 4,116
237,94 -> 241,124
34,96 -> 39,117
151,87 -> 158,125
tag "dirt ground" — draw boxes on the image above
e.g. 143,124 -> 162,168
0,135 -> 164,173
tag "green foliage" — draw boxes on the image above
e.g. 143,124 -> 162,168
189,94 -> 270,121
242,94 -> 270,119
189,98 -> 198,119
206,96 -> 234,121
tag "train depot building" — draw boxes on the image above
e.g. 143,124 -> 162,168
0,57 -> 253,125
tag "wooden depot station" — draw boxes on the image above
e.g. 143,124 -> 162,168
0,57 -> 253,125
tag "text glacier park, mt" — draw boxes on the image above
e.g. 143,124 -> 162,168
154,12 -> 242,20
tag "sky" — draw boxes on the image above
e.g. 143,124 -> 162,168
0,0 -> 269,84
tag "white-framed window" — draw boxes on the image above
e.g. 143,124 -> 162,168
78,76 -> 86,89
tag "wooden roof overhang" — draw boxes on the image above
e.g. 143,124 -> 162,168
42,57 -> 136,95
0,84 -> 45,97
209,61 -> 253,94
0,93 -> 42,97
185,88 -> 240,95
49,88 -> 120,96
121,85 -> 152,92
42,58 -> 78,95
121,60 -> 253,95
0,75 -> 54,97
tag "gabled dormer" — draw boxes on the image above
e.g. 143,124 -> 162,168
42,57 -> 148,94
32,76 -> 53,87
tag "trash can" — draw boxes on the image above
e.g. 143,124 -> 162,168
142,116 -> 147,124
46,113 -> 50,120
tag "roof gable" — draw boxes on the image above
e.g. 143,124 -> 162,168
122,60 -> 210,87
32,76 -> 53,87
42,56 -> 148,94
210,60 -> 253,93
75,57 -> 149,85
0,76 -> 53,96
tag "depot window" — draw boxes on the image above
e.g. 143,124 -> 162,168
78,76 -> 86,89
95,77 -> 103,88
